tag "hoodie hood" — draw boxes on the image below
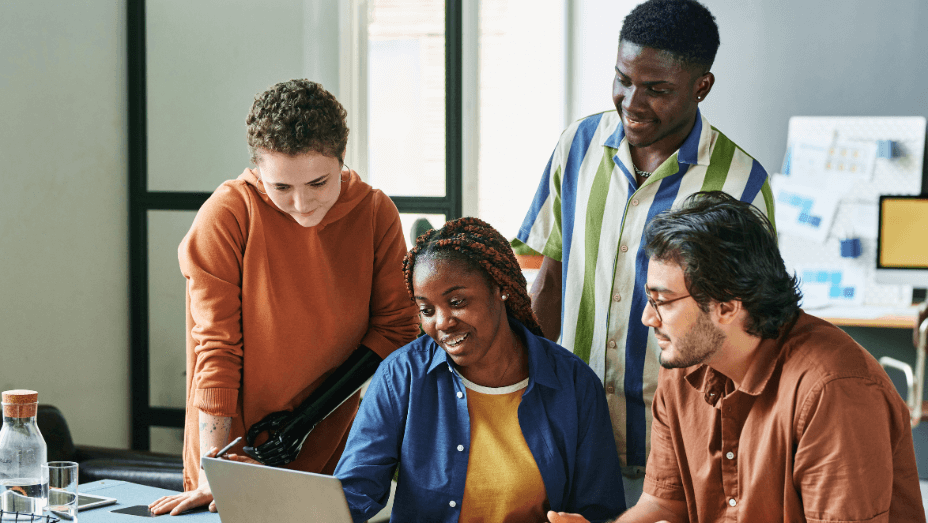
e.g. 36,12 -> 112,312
238,167 -> 374,229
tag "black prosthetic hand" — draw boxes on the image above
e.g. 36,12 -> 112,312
243,345 -> 382,466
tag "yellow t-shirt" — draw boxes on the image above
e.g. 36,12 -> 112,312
458,374 -> 548,523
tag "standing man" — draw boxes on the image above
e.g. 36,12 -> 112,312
516,0 -> 774,504
548,191 -> 925,522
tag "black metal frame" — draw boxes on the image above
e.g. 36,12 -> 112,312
127,0 -> 463,449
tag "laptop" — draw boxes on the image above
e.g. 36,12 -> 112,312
201,457 -> 353,523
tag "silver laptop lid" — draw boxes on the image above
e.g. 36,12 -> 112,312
201,457 -> 353,523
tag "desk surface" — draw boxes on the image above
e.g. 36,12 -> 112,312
811,305 -> 920,328
80,480 -> 219,522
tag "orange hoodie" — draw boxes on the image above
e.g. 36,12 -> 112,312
178,168 -> 419,490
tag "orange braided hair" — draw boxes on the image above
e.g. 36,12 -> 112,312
403,217 -> 544,338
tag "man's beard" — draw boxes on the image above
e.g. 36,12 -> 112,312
658,310 -> 726,369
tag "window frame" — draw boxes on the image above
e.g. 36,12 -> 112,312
126,0 -> 464,449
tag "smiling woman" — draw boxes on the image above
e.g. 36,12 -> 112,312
334,217 -> 626,523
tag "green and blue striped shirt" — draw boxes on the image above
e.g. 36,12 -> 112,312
517,109 -> 775,469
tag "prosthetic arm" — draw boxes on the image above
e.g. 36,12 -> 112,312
243,345 -> 382,466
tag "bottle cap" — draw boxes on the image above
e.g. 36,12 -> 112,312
2,389 -> 39,418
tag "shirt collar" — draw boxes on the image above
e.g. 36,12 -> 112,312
424,317 -> 561,391
684,313 -> 803,399
601,109 -> 712,168
737,313 -> 803,396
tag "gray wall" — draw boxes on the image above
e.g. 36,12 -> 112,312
684,0 -> 928,174
0,1 -> 129,447
575,0 -> 928,175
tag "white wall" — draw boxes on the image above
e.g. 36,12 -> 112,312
571,0 -> 928,175
567,0 -> 639,122
0,1 -> 129,447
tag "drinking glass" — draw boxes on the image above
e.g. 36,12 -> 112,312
42,461 -> 78,522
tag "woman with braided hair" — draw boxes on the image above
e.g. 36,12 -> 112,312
334,218 -> 625,522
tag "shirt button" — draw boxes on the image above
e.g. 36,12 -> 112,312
620,245 -> 629,253
606,385 -> 615,394
632,199 -> 639,206
456,391 -> 463,399
726,451 -> 735,459
613,293 -> 621,302
449,501 -> 457,508
457,445 -> 464,452
608,340 -> 616,348
729,498 -> 737,507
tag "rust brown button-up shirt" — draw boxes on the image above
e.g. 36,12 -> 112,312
644,312 -> 925,522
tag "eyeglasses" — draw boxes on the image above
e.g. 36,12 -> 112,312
643,285 -> 691,323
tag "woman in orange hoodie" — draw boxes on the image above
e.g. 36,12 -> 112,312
149,79 -> 419,515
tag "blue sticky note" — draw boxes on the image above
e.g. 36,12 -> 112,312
782,146 -> 793,174
817,271 -> 829,283
843,287 -> 855,298
829,286 -> 842,298
830,272 -> 842,284
810,216 -> 822,227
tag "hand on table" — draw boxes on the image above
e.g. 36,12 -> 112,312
148,446 -> 221,515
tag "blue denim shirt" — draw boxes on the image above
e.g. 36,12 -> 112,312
334,318 -> 625,522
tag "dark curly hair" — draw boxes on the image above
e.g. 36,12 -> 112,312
619,0 -> 720,71
644,191 -> 801,339
403,217 -> 544,337
246,79 -> 349,164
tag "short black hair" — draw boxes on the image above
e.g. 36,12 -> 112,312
644,191 -> 801,339
619,0 -> 720,71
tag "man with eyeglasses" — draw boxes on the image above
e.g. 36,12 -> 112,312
514,0 -> 774,506
549,191 -> 925,523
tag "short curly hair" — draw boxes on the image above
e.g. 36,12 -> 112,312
246,79 -> 349,165
619,0 -> 720,71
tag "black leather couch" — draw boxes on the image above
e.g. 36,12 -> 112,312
0,405 -> 185,491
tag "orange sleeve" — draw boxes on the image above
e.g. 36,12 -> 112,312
360,191 -> 420,359
643,369 -> 687,502
179,183 -> 249,417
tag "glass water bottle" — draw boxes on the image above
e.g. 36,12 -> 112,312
0,390 -> 48,516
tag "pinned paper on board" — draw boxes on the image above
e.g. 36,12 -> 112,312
796,266 -> 866,308
772,177 -> 840,243
782,138 -> 831,178
783,138 -> 877,184
824,140 -> 877,182
839,203 -> 879,239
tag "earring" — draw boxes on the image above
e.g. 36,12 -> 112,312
501,294 -> 509,301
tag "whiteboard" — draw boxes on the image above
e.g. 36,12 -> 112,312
774,116 -> 926,307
